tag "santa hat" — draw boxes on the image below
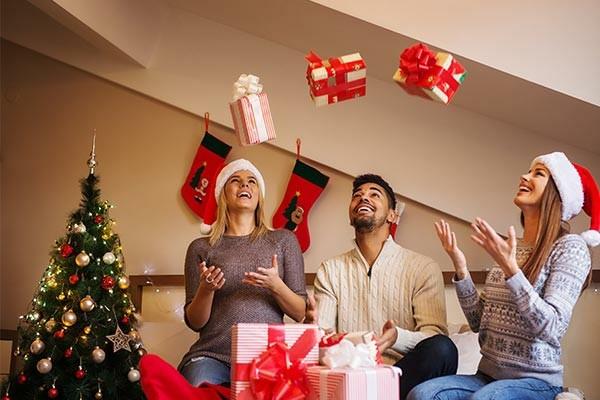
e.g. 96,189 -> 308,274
531,152 -> 599,247
200,159 -> 265,235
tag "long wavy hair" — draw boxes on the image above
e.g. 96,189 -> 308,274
208,182 -> 270,247
520,176 -> 576,285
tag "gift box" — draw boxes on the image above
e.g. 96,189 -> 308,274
392,43 -> 466,104
229,74 -> 277,146
231,323 -> 321,400
306,365 -> 401,400
305,51 -> 367,107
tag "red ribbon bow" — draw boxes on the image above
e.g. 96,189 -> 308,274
237,327 -> 318,400
399,43 -> 437,85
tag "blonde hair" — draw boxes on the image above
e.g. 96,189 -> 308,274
208,182 -> 270,246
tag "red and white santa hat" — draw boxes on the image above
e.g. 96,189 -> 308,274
531,151 -> 599,247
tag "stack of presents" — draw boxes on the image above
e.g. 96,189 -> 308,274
230,323 -> 400,400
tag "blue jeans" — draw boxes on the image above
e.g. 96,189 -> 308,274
406,373 -> 563,400
180,356 -> 230,387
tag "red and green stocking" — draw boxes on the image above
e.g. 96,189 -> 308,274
181,132 -> 231,229
272,159 -> 329,252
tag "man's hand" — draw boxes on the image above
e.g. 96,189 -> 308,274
375,320 -> 398,353
304,293 -> 318,324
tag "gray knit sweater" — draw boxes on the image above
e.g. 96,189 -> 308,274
455,234 -> 591,387
178,229 -> 306,369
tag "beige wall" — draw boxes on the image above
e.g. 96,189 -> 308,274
2,41 -> 600,396
4,1 -> 599,236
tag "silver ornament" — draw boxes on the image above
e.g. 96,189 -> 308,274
127,368 -> 140,382
61,309 -> 77,326
30,338 -> 45,354
91,347 -> 106,364
73,223 -> 87,234
75,252 -> 90,267
36,358 -> 53,374
79,295 -> 96,312
102,252 -> 116,265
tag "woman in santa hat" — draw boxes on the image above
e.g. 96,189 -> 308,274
176,158 -> 307,387
408,152 -> 598,400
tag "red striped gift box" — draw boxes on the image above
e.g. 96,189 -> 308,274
229,93 -> 276,146
306,365 -> 401,400
231,323 -> 321,400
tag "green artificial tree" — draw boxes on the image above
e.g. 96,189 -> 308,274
2,138 -> 146,400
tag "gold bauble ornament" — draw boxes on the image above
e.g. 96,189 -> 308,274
83,325 -> 92,334
118,276 -> 130,289
36,358 -> 53,374
61,309 -> 77,327
91,346 -> 106,364
47,278 -> 58,288
95,391 -> 103,400
45,318 -> 56,332
75,252 -> 90,268
79,295 -> 96,312
57,292 -> 66,301
30,338 -> 45,354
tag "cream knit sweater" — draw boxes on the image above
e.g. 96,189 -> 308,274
314,236 -> 448,362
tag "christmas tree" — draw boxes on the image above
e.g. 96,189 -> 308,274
2,138 -> 146,400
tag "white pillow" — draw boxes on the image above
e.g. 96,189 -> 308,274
448,324 -> 481,375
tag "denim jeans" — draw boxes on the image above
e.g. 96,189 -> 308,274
406,372 -> 563,400
179,356 -> 230,387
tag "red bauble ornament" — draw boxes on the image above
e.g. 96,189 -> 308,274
48,387 -> 58,398
3,394 -> 10,400
69,274 -> 79,285
60,243 -> 74,258
101,276 -> 115,290
75,368 -> 86,380
64,347 -> 73,358
17,373 -> 27,384
120,316 -> 129,325
54,329 -> 65,340
94,215 -> 104,224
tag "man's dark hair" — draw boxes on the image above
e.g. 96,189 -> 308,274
352,174 -> 397,210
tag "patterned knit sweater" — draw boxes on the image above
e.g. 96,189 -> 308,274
314,236 -> 447,362
455,234 -> 591,387
178,229 -> 306,369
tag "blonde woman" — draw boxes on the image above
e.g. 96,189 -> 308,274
408,152 -> 598,400
177,159 -> 307,387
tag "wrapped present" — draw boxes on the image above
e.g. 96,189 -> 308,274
231,323 -> 321,400
229,74 -> 277,146
306,365 -> 401,400
319,331 -> 382,368
392,43 -> 466,104
305,51 -> 366,107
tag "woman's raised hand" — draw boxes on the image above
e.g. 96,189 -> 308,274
435,219 -> 468,279
471,218 -> 519,278
198,262 -> 225,292
242,254 -> 284,293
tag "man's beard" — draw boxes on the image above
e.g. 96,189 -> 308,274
351,214 -> 386,233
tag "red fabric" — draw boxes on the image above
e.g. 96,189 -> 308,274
272,160 -> 329,252
140,354 -> 230,400
574,163 -> 600,231
181,132 -> 231,225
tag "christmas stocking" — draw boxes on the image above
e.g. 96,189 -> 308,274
272,159 -> 329,252
181,132 -> 232,231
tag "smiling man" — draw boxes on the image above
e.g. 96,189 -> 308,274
313,174 -> 458,400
